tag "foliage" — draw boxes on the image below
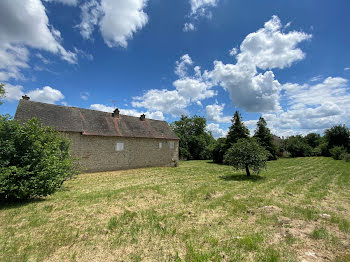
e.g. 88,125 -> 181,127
284,135 -> 313,157
212,138 -> 229,163
324,125 -> 350,152
223,138 -> 269,176
171,115 -> 215,160
0,116 -> 76,201
226,111 -> 250,145
0,83 -> 5,105
253,117 -> 277,160
342,153 -> 350,162
304,133 -> 321,148
329,146 -> 347,160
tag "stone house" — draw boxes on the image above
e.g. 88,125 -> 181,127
14,96 -> 179,172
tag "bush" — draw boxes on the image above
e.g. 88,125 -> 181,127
329,146 -> 347,160
342,153 -> 350,162
224,138 -> 269,176
212,138 -> 229,163
0,116 -> 76,201
284,136 -> 313,157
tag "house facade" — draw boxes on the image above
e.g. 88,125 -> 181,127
15,97 -> 179,172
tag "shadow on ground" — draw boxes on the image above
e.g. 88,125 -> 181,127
219,174 -> 265,182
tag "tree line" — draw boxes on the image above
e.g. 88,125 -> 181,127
171,111 -> 350,170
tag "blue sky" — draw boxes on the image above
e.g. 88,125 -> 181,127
1,0 -> 350,138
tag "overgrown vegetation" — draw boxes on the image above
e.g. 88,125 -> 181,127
1,158 -> 349,261
0,116 -> 76,201
171,115 -> 215,160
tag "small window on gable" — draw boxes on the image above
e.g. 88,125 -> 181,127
169,141 -> 175,149
115,142 -> 124,151
159,142 -> 162,149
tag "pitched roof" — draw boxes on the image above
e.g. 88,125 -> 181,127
14,99 -> 179,140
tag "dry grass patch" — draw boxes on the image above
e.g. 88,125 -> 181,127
0,157 -> 349,261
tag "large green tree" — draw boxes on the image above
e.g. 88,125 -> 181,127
171,115 -> 215,160
304,133 -> 321,148
226,111 -> 250,145
253,117 -> 277,160
224,138 -> 269,176
324,125 -> 350,152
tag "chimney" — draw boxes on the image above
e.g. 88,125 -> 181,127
140,114 -> 146,121
112,108 -> 120,118
22,95 -> 30,100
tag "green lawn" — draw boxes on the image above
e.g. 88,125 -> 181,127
1,157 -> 349,262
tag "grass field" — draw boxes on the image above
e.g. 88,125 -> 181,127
1,157 -> 349,262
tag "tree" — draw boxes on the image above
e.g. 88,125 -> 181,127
226,111 -> 250,145
0,83 -> 5,105
171,115 -> 215,160
324,125 -> 350,152
253,117 -> 277,160
0,116 -> 76,201
304,133 -> 321,148
284,135 -> 312,157
212,137 -> 228,163
224,138 -> 269,176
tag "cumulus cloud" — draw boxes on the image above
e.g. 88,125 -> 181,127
262,77 -> 350,136
206,103 -> 231,123
0,0 -> 77,81
132,54 -> 216,116
229,47 -> 238,56
207,15 -> 311,113
80,92 -> 90,100
77,0 -> 148,48
206,123 -> 227,139
90,104 -> 165,120
4,84 -> 64,104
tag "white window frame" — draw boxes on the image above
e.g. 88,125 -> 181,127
159,142 -> 163,149
115,142 -> 124,151
169,141 -> 175,149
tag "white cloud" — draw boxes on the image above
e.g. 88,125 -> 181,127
175,54 -> 193,78
27,86 -> 64,104
184,0 -> 219,32
208,15 -> 310,113
132,54 -> 216,116
206,123 -> 227,139
229,47 -> 238,56
189,0 -> 218,17
3,83 -> 24,101
310,75 -> 323,82
345,67 -> 350,71
3,84 -> 64,104
77,0 -> 149,48
263,77 -> 350,136
206,103 -> 231,123
44,0 -> 78,5
90,104 -> 165,120
0,0 -> 77,81
183,23 -> 195,32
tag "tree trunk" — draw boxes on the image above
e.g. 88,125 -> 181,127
245,165 -> 251,176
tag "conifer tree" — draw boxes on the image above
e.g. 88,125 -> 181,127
226,110 -> 249,145
253,117 -> 277,160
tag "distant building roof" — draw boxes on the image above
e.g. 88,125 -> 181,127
14,99 -> 179,140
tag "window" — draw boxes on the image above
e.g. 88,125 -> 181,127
169,141 -> 175,149
159,142 -> 162,149
115,142 -> 124,151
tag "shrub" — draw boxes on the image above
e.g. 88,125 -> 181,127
284,136 -> 313,157
329,146 -> 347,160
224,138 -> 269,176
0,116 -> 76,201
212,138 -> 229,163
342,153 -> 350,162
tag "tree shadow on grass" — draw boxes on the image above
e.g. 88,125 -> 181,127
219,173 -> 265,182
0,198 -> 46,211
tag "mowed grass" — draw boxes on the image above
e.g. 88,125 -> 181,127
1,157 -> 349,262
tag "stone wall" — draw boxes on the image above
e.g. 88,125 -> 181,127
63,132 -> 179,172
